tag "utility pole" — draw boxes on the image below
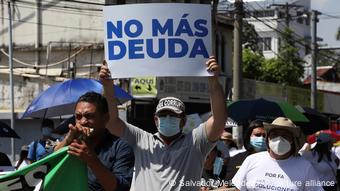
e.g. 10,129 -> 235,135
7,0 -> 15,161
311,10 -> 320,109
35,0 -> 42,74
232,0 -> 243,101
284,2 -> 290,27
270,3 -> 303,28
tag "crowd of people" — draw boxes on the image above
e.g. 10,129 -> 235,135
0,57 -> 339,191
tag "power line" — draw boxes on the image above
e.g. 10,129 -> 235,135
45,0 -> 105,6
0,47 -> 88,68
15,0 -> 102,12
0,16 -> 103,31
319,13 -> 340,19
243,3 -> 340,64
12,2 -> 102,17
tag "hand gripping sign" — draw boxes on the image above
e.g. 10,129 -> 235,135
103,3 -> 212,78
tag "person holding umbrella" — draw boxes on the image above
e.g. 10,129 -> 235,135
27,119 -> 56,163
232,117 -> 322,191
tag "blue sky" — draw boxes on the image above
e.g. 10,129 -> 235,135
312,0 -> 340,47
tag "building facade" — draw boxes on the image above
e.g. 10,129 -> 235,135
0,0 -> 233,160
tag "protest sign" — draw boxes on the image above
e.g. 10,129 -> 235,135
131,77 -> 157,97
103,3 -> 212,78
0,147 -> 87,191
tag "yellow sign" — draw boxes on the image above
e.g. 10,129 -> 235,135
130,77 -> 157,97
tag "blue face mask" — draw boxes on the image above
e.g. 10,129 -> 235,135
250,136 -> 267,151
42,127 -> 52,137
158,116 -> 181,137
213,157 -> 224,176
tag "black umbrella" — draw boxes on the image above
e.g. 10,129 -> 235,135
227,98 -> 309,125
54,116 -> 75,135
295,105 -> 329,135
0,121 -> 20,138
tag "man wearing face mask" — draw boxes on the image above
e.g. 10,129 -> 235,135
27,119 -> 56,163
232,117 -> 323,191
100,56 -> 227,191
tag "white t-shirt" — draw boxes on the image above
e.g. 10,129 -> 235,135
232,152 -> 323,191
301,150 -> 337,182
229,147 -> 246,157
14,160 -> 29,170
332,146 -> 340,169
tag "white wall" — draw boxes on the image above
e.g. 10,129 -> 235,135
0,0 -> 105,46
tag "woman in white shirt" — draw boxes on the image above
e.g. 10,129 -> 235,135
301,133 -> 339,191
15,145 -> 30,170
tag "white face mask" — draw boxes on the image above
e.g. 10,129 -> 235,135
269,136 -> 291,156
158,116 -> 181,137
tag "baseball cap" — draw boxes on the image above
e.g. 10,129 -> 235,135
155,97 -> 185,115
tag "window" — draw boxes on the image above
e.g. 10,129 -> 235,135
263,38 -> 272,51
259,37 -> 272,51
253,10 -> 275,18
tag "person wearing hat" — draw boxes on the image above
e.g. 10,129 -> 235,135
232,117 -> 323,191
100,56 -> 227,191
301,133 -> 339,191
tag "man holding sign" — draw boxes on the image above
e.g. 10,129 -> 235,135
99,56 -> 227,190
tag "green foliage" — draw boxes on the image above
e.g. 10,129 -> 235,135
259,58 -> 304,85
242,28 -> 305,86
242,48 -> 264,79
242,21 -> 261,53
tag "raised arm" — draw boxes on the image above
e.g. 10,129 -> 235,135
99,61 -> 125,137
205,56 -> 227,142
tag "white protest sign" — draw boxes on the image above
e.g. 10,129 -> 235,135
103,3 -> 212,78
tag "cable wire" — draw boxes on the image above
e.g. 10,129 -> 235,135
0,16 -> 103,31
243,3 -> 340,64
0,46 -> 89,68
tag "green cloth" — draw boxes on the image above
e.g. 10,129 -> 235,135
0,147 -> 87,191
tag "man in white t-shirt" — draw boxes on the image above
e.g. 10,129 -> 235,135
232,117 -> 323,191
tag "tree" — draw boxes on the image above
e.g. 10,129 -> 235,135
242,21 -> 261,53
259,28 -> 304,86
259,57 -> 304,85
337,27 -> 340,41
241,28 -> 305,86
242,48 -> 264,79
